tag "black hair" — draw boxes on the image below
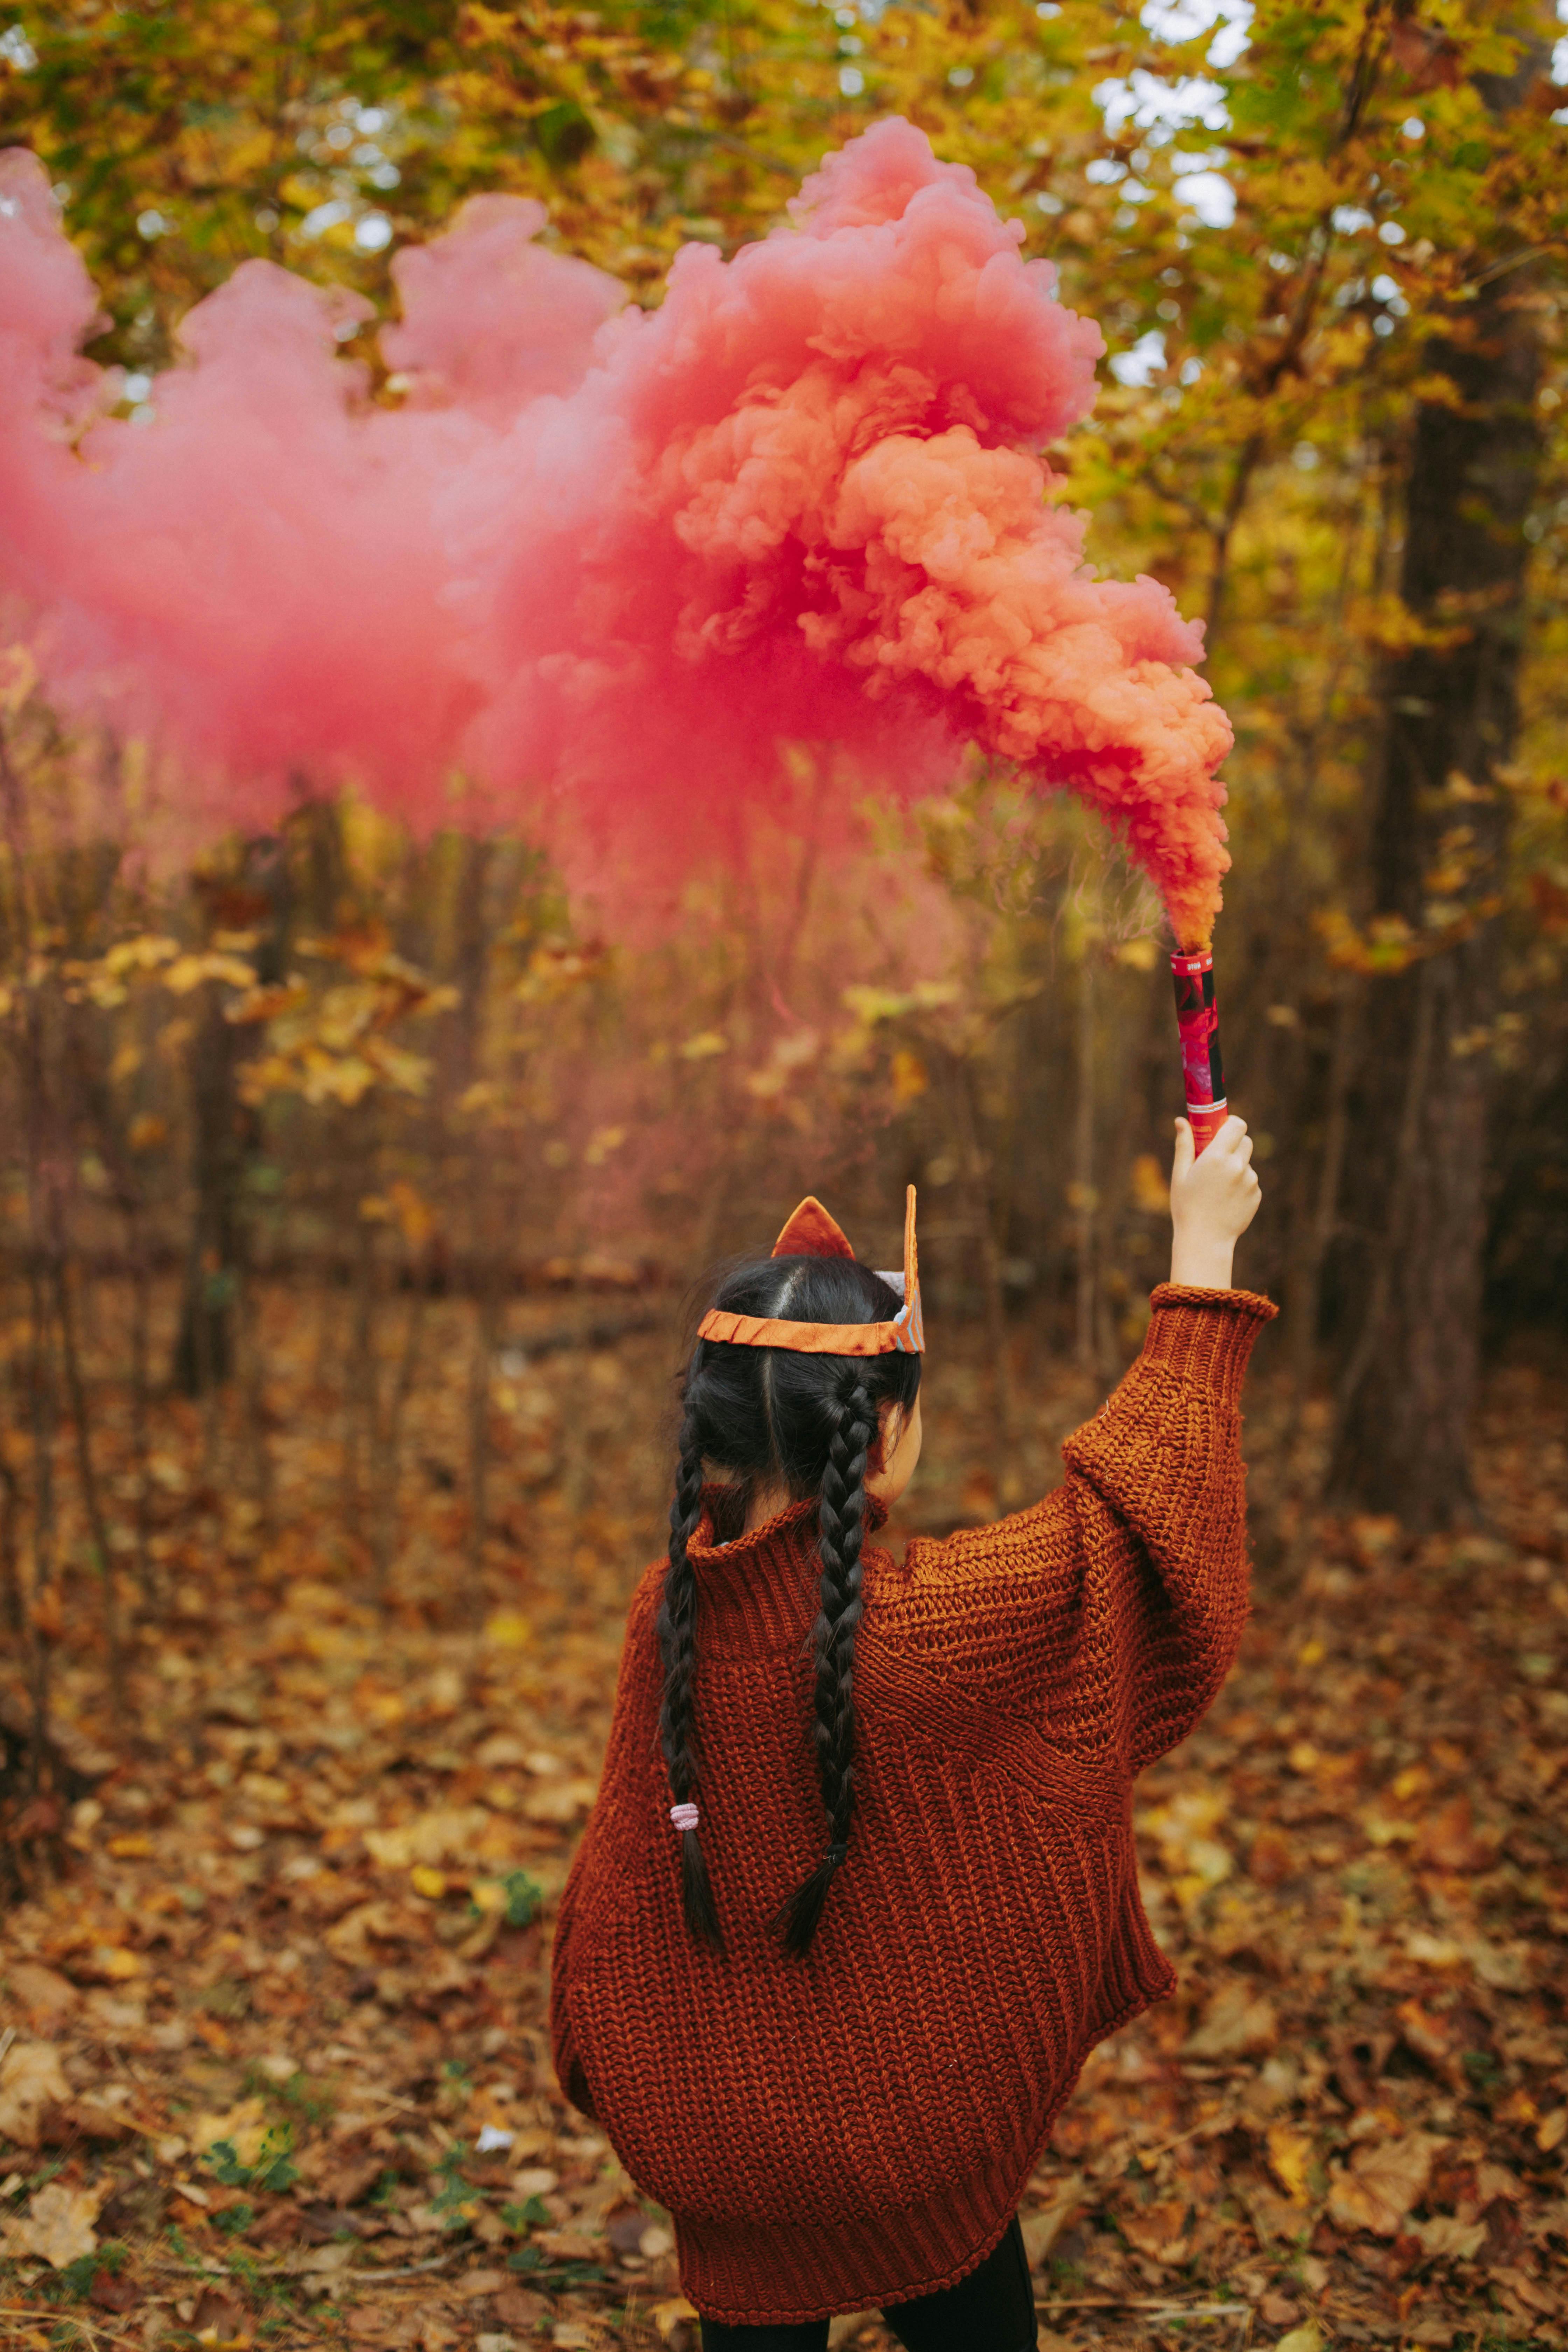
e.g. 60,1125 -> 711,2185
656,1250 -> 922,1960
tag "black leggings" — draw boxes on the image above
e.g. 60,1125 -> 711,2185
698,2211 -> 1036,2352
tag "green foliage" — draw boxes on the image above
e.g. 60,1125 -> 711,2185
203,2127 -> 302,2195
37,2242 -> 127,2303
501,2194 -> 553,2232
501,1867 -> 544,1928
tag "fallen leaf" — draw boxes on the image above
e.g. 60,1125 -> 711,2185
324,1899 -> 425,1966
1266,2123 -> 1315,2203
3,1962 -> 80,2031
1420,1797 -> 1496,1870
536,2225 -> 602,2260
1275,2326 -> 1324,2352
1395,2000 -> 1453,2068
287,2241 -> 358,2275
1116,2193 -> 1190,2264
190,2095 -> 269,2166
1247,1826 -> 1297,1885
457,2268 -> 509,2296
0,2040 -> 71,2147
493,2286 -> 549,2327
522,1777 -> 598,1823
1182,1987 -> 1278,2060
1537,2107 -> 1567,2153
190,2283 -> 250,2344
827,2317 -> 878,2350
90,2268 -> 139,2312
4,2178 -> 105,2267
1021,2176 -> 1084,2265
1414,2216 -> 1488,2261
68,1943 -> 147,1984
1328,2132 -> 1447,2237
651,2300 -> 700,2343
39,2094 -> 136,2145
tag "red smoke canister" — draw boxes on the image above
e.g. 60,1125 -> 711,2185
1170,948 -> 1227,1156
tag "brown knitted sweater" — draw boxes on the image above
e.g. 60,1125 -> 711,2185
548,1284 -> 1277,2326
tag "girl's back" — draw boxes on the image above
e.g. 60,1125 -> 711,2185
548,1120 -> 1269,2340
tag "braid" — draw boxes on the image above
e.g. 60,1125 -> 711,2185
767,1369 -> 873,1958
655,1396 -> 724,1949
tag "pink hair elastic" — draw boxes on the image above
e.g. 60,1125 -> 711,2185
670,1802 -> 700,1832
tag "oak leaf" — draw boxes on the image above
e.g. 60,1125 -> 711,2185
3,2178 -> 105,2267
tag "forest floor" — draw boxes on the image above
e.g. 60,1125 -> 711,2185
1,1287 -> 1565,2352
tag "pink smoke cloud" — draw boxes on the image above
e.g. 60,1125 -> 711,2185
0,118 -> 1232,945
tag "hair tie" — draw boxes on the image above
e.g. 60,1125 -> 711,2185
825,1842 -> 848,1866
670,1802 -> 700,1832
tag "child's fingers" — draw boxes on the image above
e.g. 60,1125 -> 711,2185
1172,1117 -> 1194,1181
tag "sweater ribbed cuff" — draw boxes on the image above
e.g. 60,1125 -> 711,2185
1142,1284 -> 1278,1407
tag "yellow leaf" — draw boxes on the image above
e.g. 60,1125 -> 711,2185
1538,2107 -> 1567,2153
889,1048 -> 928,1104
190,2096 -> 269,2168
1267,2124 -> 1315,2204
678,1029 -> 729,1058
104,933 -> 180,976
1275,2328 -> 1324,2352
1129,1153 -> 1168,1216
411,1865 -> 448,1900
651,2299 -> 700,2342
89,1944 -> 146,1981
484,1611 -> 533,1651
385,1178 -> 436,1247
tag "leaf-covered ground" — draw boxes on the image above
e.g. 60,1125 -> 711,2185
2,1292 -> 1565,2352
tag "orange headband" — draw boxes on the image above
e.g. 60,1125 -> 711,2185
696,1186 -> 924,1357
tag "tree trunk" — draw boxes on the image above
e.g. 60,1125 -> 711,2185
1325,264 -> 1542,1528
172,836 -> 290,1395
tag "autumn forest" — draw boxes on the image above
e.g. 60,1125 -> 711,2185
0,5 -> 1566,2352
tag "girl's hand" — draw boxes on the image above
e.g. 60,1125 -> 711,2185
1168,1114 -> 1261,1291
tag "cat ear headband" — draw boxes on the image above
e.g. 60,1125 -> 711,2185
696,1185 -> 924,1357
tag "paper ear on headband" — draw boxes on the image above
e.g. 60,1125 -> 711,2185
696,1185 -> 924,1357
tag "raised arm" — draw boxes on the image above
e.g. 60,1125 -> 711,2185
873,1117 -> 1274,1771
1058,1277 -> 1276,1768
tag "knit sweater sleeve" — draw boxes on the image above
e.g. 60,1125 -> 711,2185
1060,1284 -> 1276,1768
880,1285 -> 1276,1774
547,1839 -> 601,2124
545,1569 -> 662,2126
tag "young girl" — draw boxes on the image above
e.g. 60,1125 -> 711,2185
549,1114 -> 1272,2352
